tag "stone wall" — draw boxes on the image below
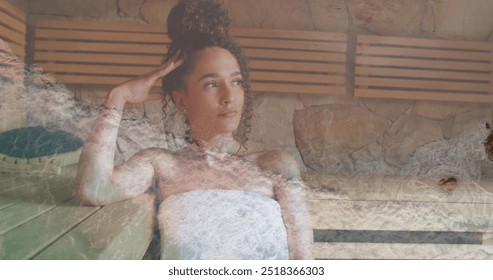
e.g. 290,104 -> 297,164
24,0 -> 493,174
6,0 -> 28,12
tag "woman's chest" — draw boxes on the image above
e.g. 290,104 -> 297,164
155,155 -> 276,198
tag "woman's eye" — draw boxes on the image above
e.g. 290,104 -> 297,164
204,82 -> 218,88
232,79 -> 243,87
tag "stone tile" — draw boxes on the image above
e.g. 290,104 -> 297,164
414,100 -> 484,120
224,0 -> 314,30
299,93 -> 358,107
451,108 -> 493,138
30,0 -> 117,18
117,0 -> 145,17
383,115 -> 443,166
140,0 -> 178,24
249,93 -> 303,150
307,0 -> 349,32
362,98 -> 413,122
423,0 -> 493,40
294,104 -> 389,171
346,0 -> 427,36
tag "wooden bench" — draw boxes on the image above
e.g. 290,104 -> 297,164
0,165 -> 155,259
355,34 -> 493,103
32,19 -> 347,95
303,172 -> 493,259
0,0 -> 26,61
2,164 -> 492,259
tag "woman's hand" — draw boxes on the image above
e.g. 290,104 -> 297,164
105,50 -> 183,112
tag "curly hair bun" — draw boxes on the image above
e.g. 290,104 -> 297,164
167,0 -> 232,49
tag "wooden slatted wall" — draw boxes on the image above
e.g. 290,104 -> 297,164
33,19 -> 347,94
355,35 -> 493,103
33,20 -> 168,85
33,19 -> 493,102
232,28 -> 347,94
0,0 -> 26,61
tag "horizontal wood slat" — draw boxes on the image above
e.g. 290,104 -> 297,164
0,0 -> 26,22
35,29 -> 169,44
0,6 -> 25,34
355,34 -> 493,103
0,0 -> 26,60
235,37 -> 345,51
35,40 -> 167,54
355,89 -> 493,103
35,19 -> 165,33
36,62 -> 154,77
43,74 -> 133,86
357,56 -> 492,72
356,67 -> 493,82
232,27 -> 346,41
357,45 -> 493,61
356,77 -> 492,92
33,19 -> 347,95
358,34 -> 493,51
35,51 -> 160,66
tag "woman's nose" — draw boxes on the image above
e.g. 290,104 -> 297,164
220,85 -> 234,105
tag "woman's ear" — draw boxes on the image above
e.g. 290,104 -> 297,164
172,90 -> 187,114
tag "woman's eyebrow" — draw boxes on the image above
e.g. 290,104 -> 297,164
198,71 -> 242,82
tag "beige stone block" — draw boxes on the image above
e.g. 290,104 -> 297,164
450,108 -> 493,139
361,98 -> 413,121
307,0 -> 349,32
414,100 -> 484,120
347,0 -> 426,36
420,1 -> 436,36
30,0 -> 117,18
383,115 -> 443,166
424,0 -> 493,40
224,0 -> 314,30
140,0 -> 178,24
294,104 -> 389,171
299,93 -> 358,107
6,0 -> 28,12
118,0 -> 145,17
248,93 -> 303,150
440,118 -> 455,140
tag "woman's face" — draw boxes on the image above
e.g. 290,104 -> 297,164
173,47 -> 245,141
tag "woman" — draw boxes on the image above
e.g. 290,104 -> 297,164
75,0 -> 313,260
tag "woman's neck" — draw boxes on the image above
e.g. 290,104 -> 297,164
191,133 -> 242,155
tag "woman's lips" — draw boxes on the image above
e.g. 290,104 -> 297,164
218,109 -> 238,118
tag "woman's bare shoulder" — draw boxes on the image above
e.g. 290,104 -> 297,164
242,150 -> 301,180
130,146 -> 179,163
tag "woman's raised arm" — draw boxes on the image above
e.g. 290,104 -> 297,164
74,51 -> 183,206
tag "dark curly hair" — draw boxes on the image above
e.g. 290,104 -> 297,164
161,0 -> 252,152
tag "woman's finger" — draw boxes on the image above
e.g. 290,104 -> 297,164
152,50 -> 184,80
